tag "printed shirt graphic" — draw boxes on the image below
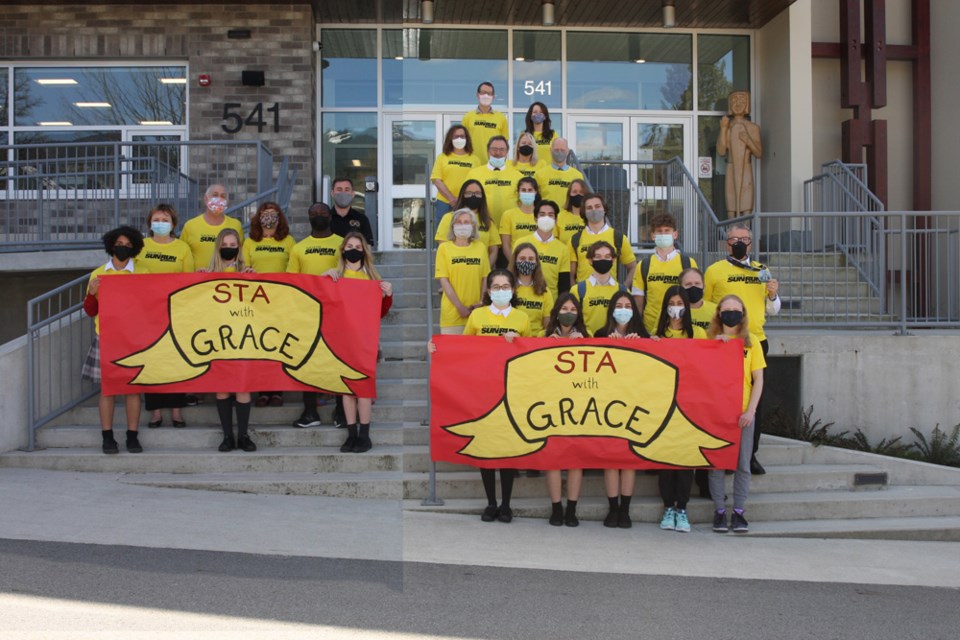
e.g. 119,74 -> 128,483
569,227 -> 637,282
556,209 -> 585,243
571,276 -> 622,337
180,215 -> 245,269
704,259 -> 770,341
140,237 -> 195,274
499,208 -> 539,249
515,233 -> 571,302
535,164 -> 585,208
514,285 -> 554,337
463,306 -> 532,337
461,109 -> 508,164
690,301 -> 717,332
435,240 -> 491,327
465,165 -> 523,228
430,152 -> 481,204
243,235 -> 296,274
286,234 -> 343,275
633,253 -> 699,335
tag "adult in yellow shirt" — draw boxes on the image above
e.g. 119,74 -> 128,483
430,124 -> 481,222
243,202 -> 296,276
435,209 -> 492,334
524,101 -> 558,162
706,295 -> 766,534
680,267 -> 717,333
514,199 -> 570,300
465,136 -> 522,229
180,183 -> 244,268
632,213 -> 698,335
435,181 -> 500,268
556,178 -> 588,243
499,176 -> 540,258
568,193 -> 637,283
81,225 -> 150,455
508,131 -> 543,179
570,241 -> 628,336
509,242 -> 554,337
534,138 -> 584,206
461,82 -> 509,164
287,203 -> 343,277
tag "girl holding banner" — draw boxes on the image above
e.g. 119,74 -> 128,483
707,295 -> 766,533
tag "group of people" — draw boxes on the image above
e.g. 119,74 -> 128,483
82,179 -> 391,457
430,88 -> 780,531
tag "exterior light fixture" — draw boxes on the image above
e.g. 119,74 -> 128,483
422,0 -> 434,24
542,1 -> 555,27
74,102 -> 111,108
663,1 -> 676,28
36,79 -> 77,85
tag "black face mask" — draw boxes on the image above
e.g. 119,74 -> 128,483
219,247 -> 240,261
730,240 -> 749,260
518,144 -> 534,156
343,248 -> 364,263
720,310 -> 744,328
310,215 -> 331,232
592,259 -> 614,275
569,194 -> 584,208
685,286 -> 704,304
113,245 -> 135,261
462,195 -> 483,211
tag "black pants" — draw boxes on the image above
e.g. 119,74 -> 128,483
658,470 -> 694,509
144,393 -> 185,411
753,339 -> 769,456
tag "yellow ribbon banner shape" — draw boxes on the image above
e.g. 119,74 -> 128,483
445,345 -> 730,466
116,279 -> 366,392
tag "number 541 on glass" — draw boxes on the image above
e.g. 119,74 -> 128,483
524,81 -> 552,96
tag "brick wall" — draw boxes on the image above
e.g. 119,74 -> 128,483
0,2 -> 316,218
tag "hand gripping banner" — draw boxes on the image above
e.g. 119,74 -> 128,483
430,336 -> 745,470
99,273 -> 381,396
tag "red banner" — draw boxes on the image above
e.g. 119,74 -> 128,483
430,336 -> 744,470
99,273 -> 380,396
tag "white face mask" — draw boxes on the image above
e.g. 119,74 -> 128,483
478,94 -> 494,107
452,137 -> 467,150
536,216 -> 556,233
453,223 -> 473,239
667,305 -> 685,319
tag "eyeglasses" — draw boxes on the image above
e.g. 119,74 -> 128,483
489,285 -> 512,292
727,237 -> 752,246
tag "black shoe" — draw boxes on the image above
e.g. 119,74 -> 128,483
237,435 -> 257,452
603,507 -> 619,528
549,503 -> 563,526
102,436 -> 119,455
526,469 -> 541,477
481,505 -> 499,522
172,419 -> 186,429
340,424 -> 358,453
731,511 -> 749,533
497,506 -> 513,523
218,435 -> 235,452
293,412 -> 321,429
564,503 -> 579,527
125,432 -> 143,454
353,424 -> 372,453
184,394 -> 200,406
147,419 -> 162,429
713,510 -> 729,533
750,456 -> 766,475
617,508 -> 632,529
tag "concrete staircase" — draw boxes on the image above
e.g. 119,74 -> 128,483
2,250 -> 959,540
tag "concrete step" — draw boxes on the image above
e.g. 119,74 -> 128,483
381,323 -> 433,342
743,515 -> 960,541
383,308 -> 439,325
778,296 -> 883,315
757,252 -> 845,267
772,266 -> 864,283
380,340 -> 428,361
778,282 -> 873,298
123,471 -> 407,500
374,250 -> 430,266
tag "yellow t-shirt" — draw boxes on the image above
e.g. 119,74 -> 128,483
690,300 -> 717,333
534,164 -> 585,208
435,240 -> 491,328
286,234 -> 343,275
461,109 -> 509,164
632,253 -> 699,334
569,226 -> 637,282
571,276 -> 624,337
556,210 -> 585,243
87,261 -> 151,334
532,130 -> 557,164
430,152 -> 481,204
139,237 -> 194,274
739,334 -> 767,412
662,325 -> 707,340
704,259 -> 772,341
515,233 -> 571,302
507,159 -> 543,180
180,215 -> 244,270
465,165 -> 522,228
342,268 -> 372,281
435,212 -> 500,250
463,305 -> 532,337
242,235 -> 296,274
514,284 -> 554,337
499,208 -> 539,251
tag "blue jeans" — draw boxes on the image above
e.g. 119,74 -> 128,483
434,200 -> 453,231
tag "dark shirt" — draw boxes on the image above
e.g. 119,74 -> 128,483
330,206 -> 374,246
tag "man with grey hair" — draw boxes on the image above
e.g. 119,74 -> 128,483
180,183 -> 244,268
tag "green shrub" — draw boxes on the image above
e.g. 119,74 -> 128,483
909,424 -> 960,466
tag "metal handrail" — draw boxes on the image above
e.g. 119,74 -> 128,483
422,158 -> 443,506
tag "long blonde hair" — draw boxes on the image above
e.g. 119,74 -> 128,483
335,231 -> 381,280
513,131 -> 539,165
207,228 -> 246,272
707,294 -> 752,347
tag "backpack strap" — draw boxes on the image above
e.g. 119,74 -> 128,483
577,279 -> 587,300
570,230 -> 583,257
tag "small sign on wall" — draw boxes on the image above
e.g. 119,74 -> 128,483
698,156 -> 713,179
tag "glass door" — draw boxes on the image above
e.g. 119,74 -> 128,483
633,116 -> 694,247
382,115 -> 441,249
567,117 -> 631,238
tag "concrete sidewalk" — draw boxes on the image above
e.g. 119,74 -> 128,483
2,468 -> 960,588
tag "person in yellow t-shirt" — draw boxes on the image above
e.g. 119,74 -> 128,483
680,267 -> 718,334
465,136 -> 522,230
534,138 -> 585,206
508,242 -> 554,337
556,178 -> 588,243
515,200 -> 571,300
435,208 -> 492,334
435,180 -> 500,268
706,294 -> 766,534
461,81 -> 509,164
568,193 -> 637,283
632,213 -> 698,335
287,203 -> 343,277
431,124 -> 481,222
499,176 -> 540,258
508,131 -> 543,179
570,241 -> 628,336
81,225 -> 150,455
180,184 -> 244,269
524,101 -> 558,162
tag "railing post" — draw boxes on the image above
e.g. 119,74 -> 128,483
896,212 -> 910,335
422,159 -> 443,507
113,142 -> 122,227
25,302 -> 36,452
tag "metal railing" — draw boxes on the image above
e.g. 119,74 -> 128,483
1,140 -> 295,252
25,273 -> 98,450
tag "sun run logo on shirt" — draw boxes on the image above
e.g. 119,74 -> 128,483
648,273 -> 680,284
450,160 -> 473,168
255,245 -> 287,253
727,274 -> 762,284
474,121 -> 499,129
515,222 -> 537,232
693,319 -> 710,330
200,235 -> 217,243
540,255 -> 559,265
144,252 -> 177,263
479,326 -> 511,335
589,298 -> 611,307
305,247 -> 337,256
515,298 -> 543,310
451,256 -> 482,265
486,179 -> 515,187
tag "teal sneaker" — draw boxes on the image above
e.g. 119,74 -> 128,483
659,507 -> 676,530
675,509 -> 691,532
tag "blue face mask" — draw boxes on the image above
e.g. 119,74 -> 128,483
490,289 -> 513,307
612,308 -> 633,325
519,192 -> 537,206
151,221 -> 172,237
489,156 -> 506,169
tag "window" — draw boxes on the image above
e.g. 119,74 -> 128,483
513,31 -> 562,111
321,30 -> 378,108
698,35 -> 750,111
321,112 -> 378,204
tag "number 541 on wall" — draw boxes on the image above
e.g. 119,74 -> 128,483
221,103 -> 280,134
523,81 -> 552,96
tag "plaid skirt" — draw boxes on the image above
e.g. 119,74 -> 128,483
81,335 -> 101,383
